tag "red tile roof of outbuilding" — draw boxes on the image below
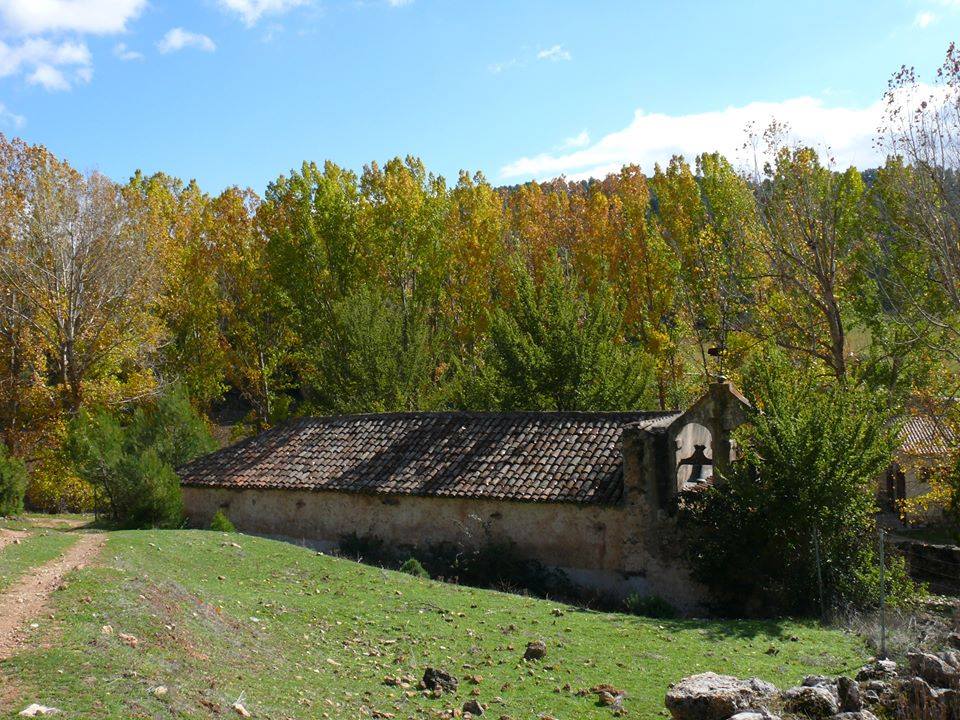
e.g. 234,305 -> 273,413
178,410 -> 678,505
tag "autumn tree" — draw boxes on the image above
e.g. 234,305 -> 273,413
0,137 -> 49,453
443,171 -> 507,348
130,172 -> 228,408
752,134 -> 869,382
651,154 -> 764,382
0,138 -> 160,413
876,42 -> 960,365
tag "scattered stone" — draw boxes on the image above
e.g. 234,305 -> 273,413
897,676 -> 960,720
664,673 -> 776,720
232,701 -> 251,717
830,712 -> 879,720
523,640 -> 547,661
462,699 -> 485,716
18,706 -> 59,717
855,660 -> 897,682
100,625 -> 113,636
726,713 -> 775,720
421,667 -> 459,694
907,650 -> 960,689
836,676 -> 861,712
802,675 -> 832,687
152,685 -> 168,698
861,679 -> 889,695
948,632 -> 960,651
783,685 -> 839,718
118,632 -> 139,648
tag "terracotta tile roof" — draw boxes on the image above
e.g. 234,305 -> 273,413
897,414 -> 957,457
179,410 -> 679,505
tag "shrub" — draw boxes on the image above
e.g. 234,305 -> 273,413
624,593 -> 678,619
337,525 -> 576,601
25,469 -> 94,513
680,354 -> 920,616
399,557 -> 430,578
0,443 -> 27,516
23,425 -> 95,513
416,518 -> 576,599
67,388 -> 215,529
210,510 -> 236,532
338,532 -> 390,563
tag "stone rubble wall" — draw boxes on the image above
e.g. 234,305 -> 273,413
891,538 -> 960,595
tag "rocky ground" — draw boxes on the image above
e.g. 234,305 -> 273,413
665,633 -> 960,720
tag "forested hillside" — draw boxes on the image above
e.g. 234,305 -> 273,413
1,45 -> 959,513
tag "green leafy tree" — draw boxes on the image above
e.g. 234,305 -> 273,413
680,351 -> 913,616
311,286 -> 446,413
0,442 -> 26,516
68,389 -> 215,528
457,255 -> 656,411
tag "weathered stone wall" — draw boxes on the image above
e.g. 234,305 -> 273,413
891,537 -> 960,595
182,485 -> 705,611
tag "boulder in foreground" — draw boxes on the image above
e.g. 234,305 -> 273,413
665,672 -> 777,720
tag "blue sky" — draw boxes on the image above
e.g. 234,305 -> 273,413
0,0 -> 957,193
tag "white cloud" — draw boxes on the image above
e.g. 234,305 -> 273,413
0,37 -> 91,91
0,102 -> 24,127
537,44 -> 571,62
0,0 -> 147,35
217,0 -> 309,26
561,130 -> 590,149
387,0 -> 413,6
113,42 -> 143,61
500,95 -> 893,182
157,28 -> 216,54
27,63 -> 67,90
914,10 -> 936,27
489,58 -> 518,74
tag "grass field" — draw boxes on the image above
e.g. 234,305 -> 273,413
0,517 -> 870,719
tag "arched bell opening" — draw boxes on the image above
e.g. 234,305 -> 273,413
674,421 -> 713,488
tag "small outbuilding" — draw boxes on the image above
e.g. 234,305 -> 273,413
179,381 -> 751,611
880,410 -> 957,521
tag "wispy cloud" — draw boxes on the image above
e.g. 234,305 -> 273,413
0,38 -> 92,91
500,95 -> 896,181
488,58 -> 518,74
537,44 -> 571,62
0,0 -> 147,35
218,0 -> 310,26
914,10 -> 937,27
157,28 -> 217,54
560,130 -> 590,149
490,44 -> 572,74
0,102 -> 24,128
387,0 -> 413,6
113,42 -> 143,61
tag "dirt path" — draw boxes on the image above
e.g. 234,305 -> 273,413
0,529 -> 30,553
0,533 -> 105,660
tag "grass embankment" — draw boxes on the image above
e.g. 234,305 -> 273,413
0,522 -> 869,719
0,531 -> 76,592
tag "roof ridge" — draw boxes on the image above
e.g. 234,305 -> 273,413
294,409 -> 680,423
